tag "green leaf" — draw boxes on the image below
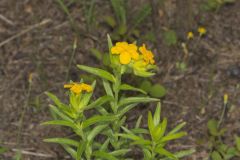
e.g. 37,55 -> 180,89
77,65 -> 116,82
149,84 -> 167,98
79,80 -> 96,107
41,120 -> 77,130
93,151 -> 118,160
110,0 -> 124,23
118,97 -> 159,107
117,24 -> 127,35
45,92 -> 64,109
135,115 -> 143,128
153,102 -> 161,126
155,147 -> 177,160
161,149 -> 195,160
143,149 -> 152,160
76,141 -> 87,160
161,132 -> 187,142
168,122 -> 186,135
117,133 -> 141,141
49,105 -> 73,122
62,145 -> 77,159
207,119 -> 219,136
158,117 -> 168,138
110,149 -> 130,156
163,30 -> 177,46
235,135 -> 240,151
0,146 -> 8,154
87,125 -> 107,142
103,80 -> 114,97
100,139 -> 110,151
85,95 -> 114,110
44,138 -> 79,147
148,111 -> 155,138
107,34 -> 113,52
211,151 -> 223,160
140,80 -> 152,93
82,115 -> 118,129
104,16 -> 116,28
120,83 -> 147,94
118,103 -> 138,117
131,4 -> 151,31
90,48 -> 102,61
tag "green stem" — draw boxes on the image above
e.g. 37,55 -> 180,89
218,102 -> 227,129
16,81 -> 32,152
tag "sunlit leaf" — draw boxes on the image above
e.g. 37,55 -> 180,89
77,65 -> 116,82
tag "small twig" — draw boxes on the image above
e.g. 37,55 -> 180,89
12,149 -> 55,158
0,19 -> 51,48
0,14 -> 15,26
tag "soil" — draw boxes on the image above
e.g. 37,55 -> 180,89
0,0 -> 240,160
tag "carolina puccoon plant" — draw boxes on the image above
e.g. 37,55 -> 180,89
207,94 -> 240,160
42,36 -> 194,160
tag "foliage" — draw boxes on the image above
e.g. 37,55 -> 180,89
42,36 -> 193,159
118,103 -> 195,159
207,94 -> 240,160
201,0 -> 236,11
106,0 -> 152,41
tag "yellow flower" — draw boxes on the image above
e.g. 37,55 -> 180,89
64,83 -> 92,94
139,44 -> 155,65
187,31 -> 194,40
198,27 -> 206,36
111,42 -> 139,65
223,93 -> 228,105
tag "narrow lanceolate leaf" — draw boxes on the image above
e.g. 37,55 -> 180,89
110,149 -> 130,156
168,122 -> 186,135
85,95 -> 114,110
49,105 -> 73,122
161,149 -> 195,160
118,97 -> 159,107
155,147 -> 177,160
44,138 -> 79,147
148,111 -> 155,139
160,132 -> 187,143
82,115 -> 118,129
77,65 -> 116,82
93,151 -> 118,160
41,120 -> 77,130
79,80 -> 96,107
120,84 -> 147,94
118,103 -> 138,117
76,141 -> 87,160
87,125 -> 107,142
153,102 -> 161,126
158,117 -> 168,138
62,145 -> 77,159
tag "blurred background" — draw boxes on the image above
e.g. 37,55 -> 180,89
0,0 -> 240,159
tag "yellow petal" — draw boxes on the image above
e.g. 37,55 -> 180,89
111,46 -> 120,54
131,51 -> 139,60
64,84 -> 74,88
70,84 -> 82,94
119,52 -> 131,64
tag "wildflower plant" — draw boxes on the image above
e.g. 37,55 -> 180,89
42,36 -> 193,159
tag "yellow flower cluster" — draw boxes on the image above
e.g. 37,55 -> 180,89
198,27 -> 207,36
187,32 -> 194,40
64,83 -> 92,94
111,42 -> 155,65
187,27 -> 207,40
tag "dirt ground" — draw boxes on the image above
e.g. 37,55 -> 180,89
0,0 -> 240,159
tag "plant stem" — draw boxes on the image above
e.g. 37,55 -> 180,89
16,79 -> 32,152
218,102 -> 227,129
